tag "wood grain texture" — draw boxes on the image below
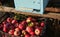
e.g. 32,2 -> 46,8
0,6 -> 60,20
45,7 -> 60,12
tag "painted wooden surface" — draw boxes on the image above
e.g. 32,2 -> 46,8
14,0 -> 49,14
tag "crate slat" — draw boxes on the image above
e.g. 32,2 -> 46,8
45,7 -> 60,12
0,6 -> 60,20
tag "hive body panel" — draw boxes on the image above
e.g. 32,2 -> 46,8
14,0 -> 49,14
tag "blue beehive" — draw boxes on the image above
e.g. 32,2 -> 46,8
14,0 -> 49,14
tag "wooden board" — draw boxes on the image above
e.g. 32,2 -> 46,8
0,6 -> 60,20
45,7 -> 60,12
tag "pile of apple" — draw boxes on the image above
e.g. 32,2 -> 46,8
0,17 -> 45,37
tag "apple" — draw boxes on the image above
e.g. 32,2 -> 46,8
3,23 -> 11,29
15,28 -> 20,31
3,24 -> 6,27
22,30 -> 26,35
28,22 -> 34,27
3,24 -> 9,32
29,31 -> 35,35
19,24 -> 24,30
6,17 -> 12,23
35,28 -> 41,35
25,34 -> 30,37
40,22 -> 45,27
5,23 -> 11,28
14,30 -> 20,36
21,21 -> 27,25
9,25 -> 15,30
19,21 -> 27,28
3,27 -> 7,32
8,29 -> 14,35
15,23 -> 19,28
26,17 -> 32,23
2,21 -> 6,24
26,17 -> 36,23
11,19 -> 17,24
26,26 -> 33,33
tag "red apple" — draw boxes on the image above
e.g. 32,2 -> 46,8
21,21 -> 27,25
2,21 -> 6,24
35,28 -> 41,35
3,24 -> 6,27
15,23 -> 19,28
40,22 -> 45,27
19,21 -> 27,28
9,25 -> 15,30
29,31 -> 35,35
26,17 -> 36,23
25,34 -> 30,37
15,28 -> 20,31
14,31 -> 20,36
26,17 -> 32,23
5,23 -> 11,28
18,24 -> 24,30
3,22 -> 14,30
26,26 -> 33,33
8,29 -> 14,35
11,19 -> 17,24
7,17 -> 12,23
3,27 -> 7,32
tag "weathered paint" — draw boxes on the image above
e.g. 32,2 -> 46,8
14,0 -> 49,14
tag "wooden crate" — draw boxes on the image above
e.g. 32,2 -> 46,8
0,6 -> 60,37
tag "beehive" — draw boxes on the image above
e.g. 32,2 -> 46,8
14,0 -> 49,14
